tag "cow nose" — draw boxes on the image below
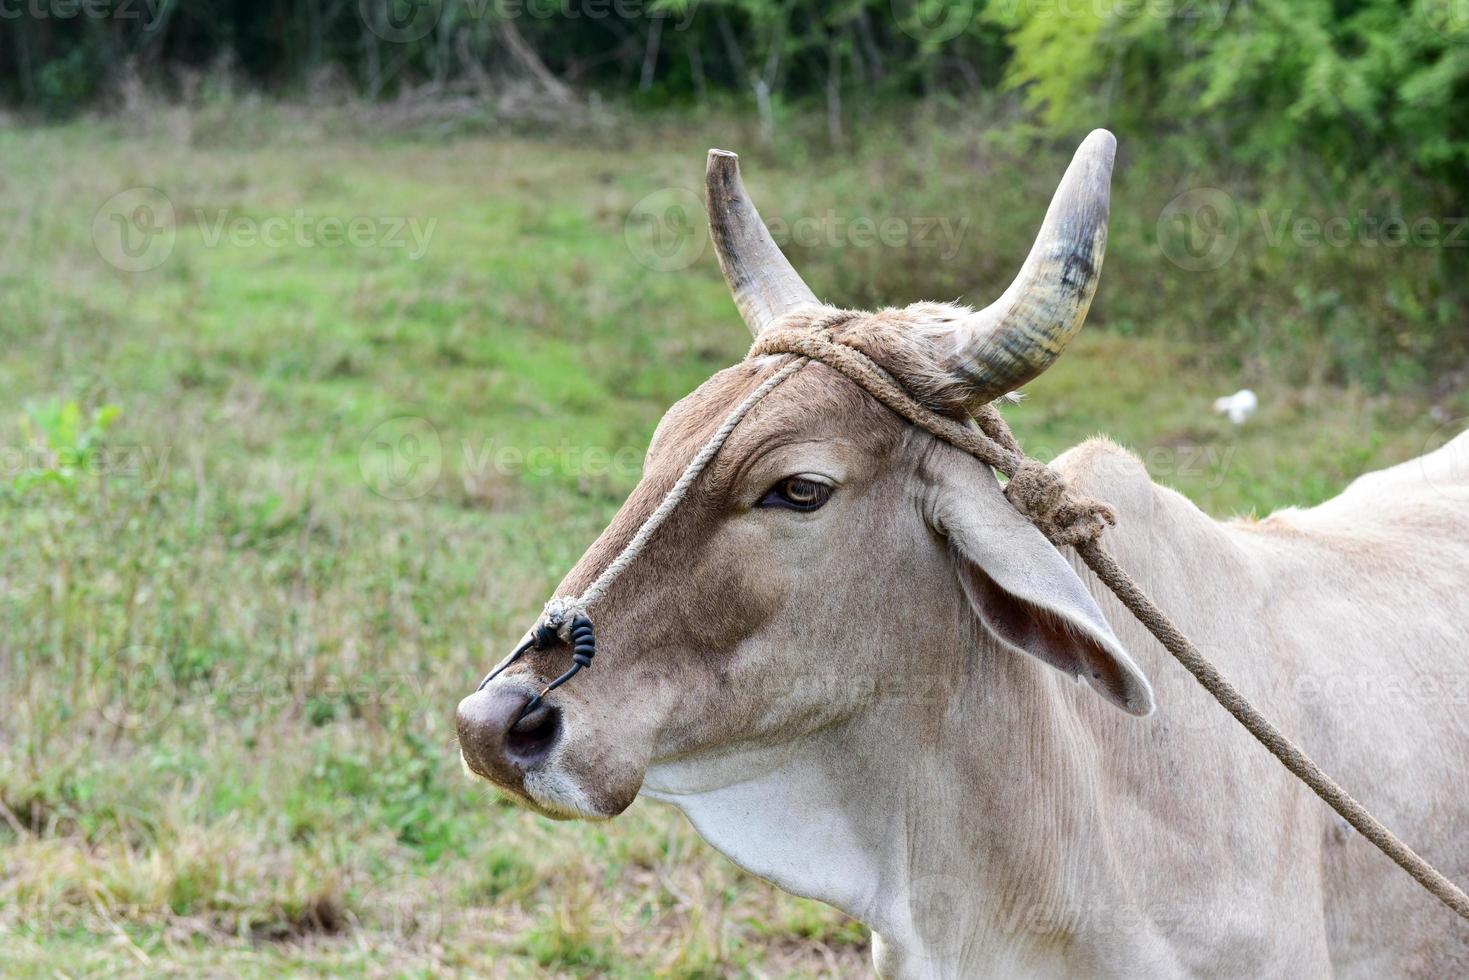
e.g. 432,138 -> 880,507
456,686 -> 562,780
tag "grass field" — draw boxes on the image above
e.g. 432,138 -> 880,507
1,101 -> 1464,977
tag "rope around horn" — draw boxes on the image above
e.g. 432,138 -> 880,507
750,319 -> 1469,924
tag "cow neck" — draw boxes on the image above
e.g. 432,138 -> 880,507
641,595 -> 1136,978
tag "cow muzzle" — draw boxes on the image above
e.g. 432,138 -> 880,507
456,684 -> 562,786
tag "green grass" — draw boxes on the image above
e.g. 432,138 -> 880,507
0,101 -> 1464,976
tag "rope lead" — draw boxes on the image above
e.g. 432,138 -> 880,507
755,324 -> 1469,925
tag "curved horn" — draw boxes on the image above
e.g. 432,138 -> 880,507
948,129 -> 1116,403
706,149 -> 820,337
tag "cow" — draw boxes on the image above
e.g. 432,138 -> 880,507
456,131 -> 1469,978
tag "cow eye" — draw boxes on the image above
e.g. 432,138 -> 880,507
758,476 -> 833,512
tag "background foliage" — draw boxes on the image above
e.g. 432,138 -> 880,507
7,0 -> 1469,197
3,0 -> 1468,387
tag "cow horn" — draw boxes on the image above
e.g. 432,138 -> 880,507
947,129 -> 1116,404
706,149 -> 820,337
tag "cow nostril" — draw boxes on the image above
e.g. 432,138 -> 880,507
456,686 -> 562,780
506,701 -> 561,765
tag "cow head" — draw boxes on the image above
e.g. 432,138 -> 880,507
456,131 -> 1153,821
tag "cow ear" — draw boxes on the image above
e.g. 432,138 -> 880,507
925,457 -> 1154,717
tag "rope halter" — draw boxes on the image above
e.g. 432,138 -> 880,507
477,307 -> 1114,713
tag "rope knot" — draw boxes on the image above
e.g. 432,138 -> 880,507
1004,460 -> 1117,547
541,596 -> 587,644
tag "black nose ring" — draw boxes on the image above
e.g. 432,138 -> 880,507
475,614 -> 597,724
